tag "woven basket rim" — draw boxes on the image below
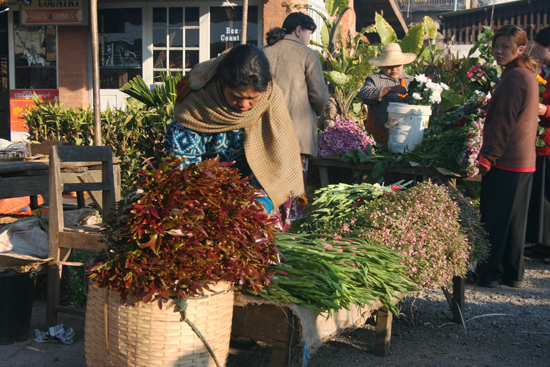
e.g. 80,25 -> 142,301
88,280 -> 233,305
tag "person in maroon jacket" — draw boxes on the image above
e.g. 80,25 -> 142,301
475,25 -> 539,288
525,27 -> 550,263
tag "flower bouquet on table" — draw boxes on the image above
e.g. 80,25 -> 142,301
415,92 -> 489,177
85,156 -> 279,367
318,115 -> 376,157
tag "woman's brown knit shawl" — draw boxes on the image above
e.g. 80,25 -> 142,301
173,54 -> 304,209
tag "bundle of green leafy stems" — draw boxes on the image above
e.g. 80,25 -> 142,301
306,180 -> 412,222
246,232 -> 418,317
338,146 -> 431,182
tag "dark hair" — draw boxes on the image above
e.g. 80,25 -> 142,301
534,27 -> 550,48
216,44 -> 272,92
265,12 -> 316,46
492,25 -> 537,72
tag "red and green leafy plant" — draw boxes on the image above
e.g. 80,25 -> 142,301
88,156 -> 279,308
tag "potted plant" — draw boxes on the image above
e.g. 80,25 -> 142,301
385,75 -> 450,153
85,156 -> 279,367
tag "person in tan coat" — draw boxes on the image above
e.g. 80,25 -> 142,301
263,12 -> 329,157
263,12 -> 329,220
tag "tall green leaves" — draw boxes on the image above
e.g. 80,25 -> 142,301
120,72 -> 182,108
373,13 -> 397,45
325,0 -> 349,17
24,73 -> 181,195
401,24 -> 424,55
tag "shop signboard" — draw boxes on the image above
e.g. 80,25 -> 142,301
9,89 -> 59,132
21,1 -> 88,26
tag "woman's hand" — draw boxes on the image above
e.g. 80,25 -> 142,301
539,103 -> 548,116
478,164 -> 490,175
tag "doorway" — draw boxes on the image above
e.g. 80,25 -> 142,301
0,9 -> 9,140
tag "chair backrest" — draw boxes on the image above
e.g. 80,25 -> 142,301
48,145 -> 117,238
46,145 -> 119,326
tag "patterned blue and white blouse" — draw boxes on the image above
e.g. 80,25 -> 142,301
164,121 -> 273,212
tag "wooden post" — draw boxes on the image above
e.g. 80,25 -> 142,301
374,306 -> 393,357
452,276 -> 465,324
90,0 -> 102,146
241,0 -> 248,45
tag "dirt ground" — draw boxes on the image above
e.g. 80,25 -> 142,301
1,255 -> 549,367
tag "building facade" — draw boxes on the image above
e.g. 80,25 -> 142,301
0,0 -> 353,141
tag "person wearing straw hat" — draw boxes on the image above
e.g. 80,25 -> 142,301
359,43 -> 417,145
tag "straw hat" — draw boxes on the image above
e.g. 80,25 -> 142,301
369,43 -> 417,67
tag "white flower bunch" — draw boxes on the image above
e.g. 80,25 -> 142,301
404,74 -> 449,106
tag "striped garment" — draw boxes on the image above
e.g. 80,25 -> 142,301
359,72 -> 413,125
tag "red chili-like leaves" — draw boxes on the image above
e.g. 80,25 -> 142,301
88,156 -> 278,307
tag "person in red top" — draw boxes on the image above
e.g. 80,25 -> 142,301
475,25 -> 539,288
525,27 -> 550,262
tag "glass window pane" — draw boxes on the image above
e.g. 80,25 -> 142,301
153,8 -> 166,27
15,67 -> 57,89
153,29 -> 166,47
169,30 -> 183,48
185,29 -> 199,48
210,6 -> 258,59
13,10 -> 57,89
169,7 -> 183,27
153,50 -> 166,69
153,71 -> 165,82
185,50 -> 199,69
100,67 -> 142,89
99,8 -> 142,89
169,50 -> 183,69
185,7 -> 199,27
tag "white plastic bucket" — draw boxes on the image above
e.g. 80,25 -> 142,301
385,102 -> 432,153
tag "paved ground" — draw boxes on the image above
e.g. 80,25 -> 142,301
1,255 -> 549,367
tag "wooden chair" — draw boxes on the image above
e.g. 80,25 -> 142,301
46,145 -> 119,326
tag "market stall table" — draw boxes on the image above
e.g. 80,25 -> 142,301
311,156 -> 473,324
0,157 -> 121,208
232,292 -> 399,367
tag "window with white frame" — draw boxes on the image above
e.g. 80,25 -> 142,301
151,6 -> 200,80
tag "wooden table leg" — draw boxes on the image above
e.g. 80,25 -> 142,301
30,195 -> 39,210
76,191 -> 86,208
269,311 -> 295,367
442,276 -> 465,324
374,306 -> 392,357
452,275 -> 465,324
319,166 -> 329,188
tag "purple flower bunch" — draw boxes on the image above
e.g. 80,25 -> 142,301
459,113 -> 485,177
318,116 -> 376,157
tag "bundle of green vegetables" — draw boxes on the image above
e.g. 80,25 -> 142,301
245,232 -> 418,316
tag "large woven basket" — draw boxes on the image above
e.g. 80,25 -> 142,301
85,282 -> 234,367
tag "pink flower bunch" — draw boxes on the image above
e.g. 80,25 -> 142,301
465,64 -> 486,79
318,116 -> 376,157
465,63 -> 499,94
459,115 -> 484,178
297,181 -> 489,289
